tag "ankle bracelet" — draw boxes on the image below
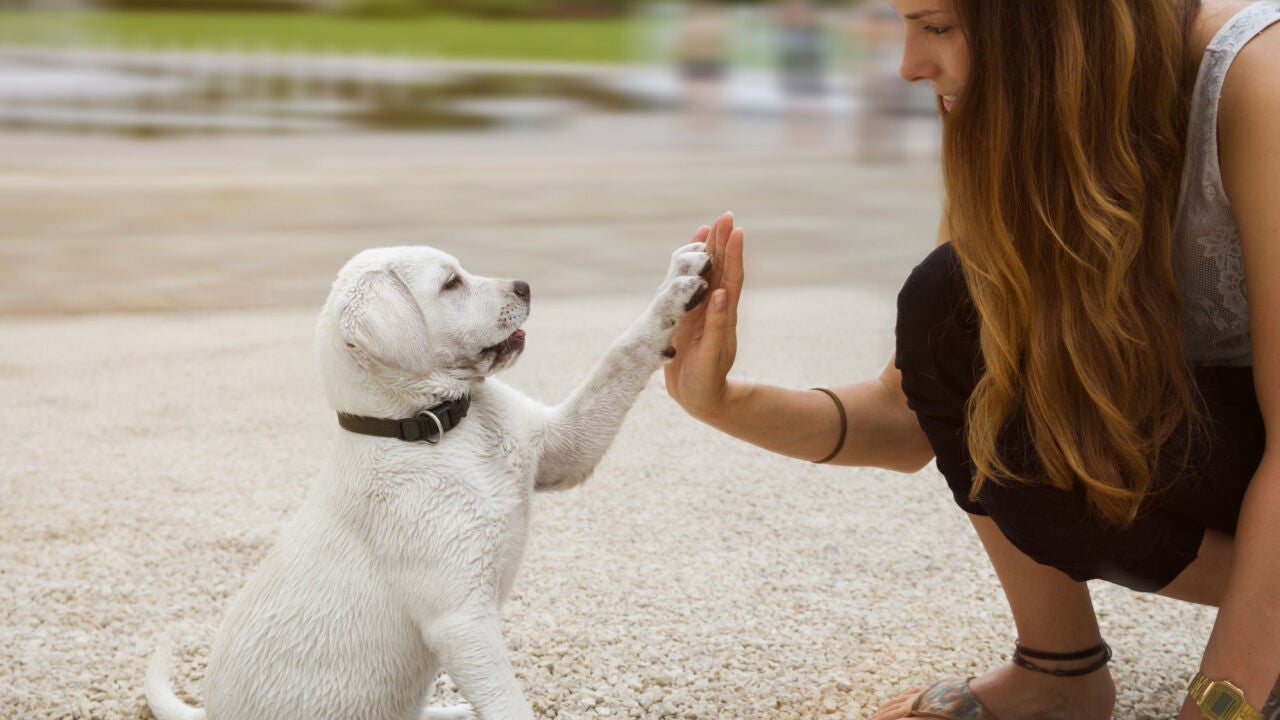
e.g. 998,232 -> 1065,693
1012,640 -> 1112,677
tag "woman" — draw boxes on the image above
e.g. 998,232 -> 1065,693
665,0 -> 1280,718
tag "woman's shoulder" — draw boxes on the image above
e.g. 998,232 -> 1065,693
1193,0 -> 1280,64
1217,3 -> 1280,128
1190,0 -> 1272,56
1214,4 -> 1280,290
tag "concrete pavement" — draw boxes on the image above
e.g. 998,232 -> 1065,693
0,107 -> 943,317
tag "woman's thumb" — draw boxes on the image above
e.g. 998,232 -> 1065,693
700,289 -> 729,349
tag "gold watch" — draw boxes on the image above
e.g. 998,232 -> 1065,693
1188,673 -> 1263,720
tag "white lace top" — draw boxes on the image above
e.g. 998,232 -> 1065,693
1173,1 -> 1280,367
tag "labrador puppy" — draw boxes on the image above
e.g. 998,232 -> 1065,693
146,243 -> 711,720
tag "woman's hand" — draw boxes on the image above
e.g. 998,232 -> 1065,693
660,212 -> 931,469
664,212 -> 745,421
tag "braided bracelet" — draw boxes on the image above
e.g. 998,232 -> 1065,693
1012,640 -> 1112,677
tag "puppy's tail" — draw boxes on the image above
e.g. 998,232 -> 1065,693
145,638 -> 206,720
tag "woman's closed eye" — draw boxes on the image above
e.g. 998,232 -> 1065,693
923,24 -> 953,35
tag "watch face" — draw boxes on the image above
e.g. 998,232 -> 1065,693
1206,685 -> 1242,719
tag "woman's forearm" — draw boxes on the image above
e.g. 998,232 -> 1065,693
688,365 -> 934,472
1184,457 -> 1280,716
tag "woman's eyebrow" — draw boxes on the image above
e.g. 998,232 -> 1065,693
903,9 -> 946,20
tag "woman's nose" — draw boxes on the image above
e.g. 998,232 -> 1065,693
899,44 -> 937,83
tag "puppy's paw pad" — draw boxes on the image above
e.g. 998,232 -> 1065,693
676,252 -> 712,278
698,254 -> 713,279
657,276 -> 708,316
684,282 -> 710,312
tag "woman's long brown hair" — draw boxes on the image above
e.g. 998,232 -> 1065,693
943,0 -> 1204,525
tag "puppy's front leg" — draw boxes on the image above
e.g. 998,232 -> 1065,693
533,243 -> 710,491
426,614 -> 534,720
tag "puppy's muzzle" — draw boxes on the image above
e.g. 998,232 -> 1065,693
484,280 -> 531,358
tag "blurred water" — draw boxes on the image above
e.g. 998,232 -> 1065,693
0,1 -> 935,140
0,46 -> 935,138
0,48 -> 659,135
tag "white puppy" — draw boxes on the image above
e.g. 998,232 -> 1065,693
146,243 -> 711,720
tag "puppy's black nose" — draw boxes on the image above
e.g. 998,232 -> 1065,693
513,280 -> 531,300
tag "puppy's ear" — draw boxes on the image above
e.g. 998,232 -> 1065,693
339,269 -> 431,375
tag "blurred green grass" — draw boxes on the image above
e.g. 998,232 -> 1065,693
0,10 -> 636,63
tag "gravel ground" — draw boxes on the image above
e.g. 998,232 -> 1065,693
1,284 -> 1218,720
0,98 -> 1222,718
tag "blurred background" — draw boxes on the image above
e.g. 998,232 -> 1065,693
0,0 -> 945,316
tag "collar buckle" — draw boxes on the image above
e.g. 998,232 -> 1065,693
399,411 -> 444,444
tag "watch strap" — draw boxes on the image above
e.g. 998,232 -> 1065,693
1189,673 -> 1263,720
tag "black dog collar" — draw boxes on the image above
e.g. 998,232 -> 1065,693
337,395 -> 470,444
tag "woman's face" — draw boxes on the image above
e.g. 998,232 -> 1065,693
892,0 -> 970,112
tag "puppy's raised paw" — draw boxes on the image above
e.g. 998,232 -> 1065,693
628,245 -> 714,359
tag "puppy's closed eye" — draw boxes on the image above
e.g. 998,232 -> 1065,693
442,275 -> 464,292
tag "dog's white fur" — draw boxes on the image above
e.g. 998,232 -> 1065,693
146,244 -> 710,720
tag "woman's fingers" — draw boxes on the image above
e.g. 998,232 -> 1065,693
709,212 -> 733,290
701,214 -> 742,357
720,226 -> 744,331
699,288 -> 729,365
719,211 -> 734,257
691,223 -> 712,247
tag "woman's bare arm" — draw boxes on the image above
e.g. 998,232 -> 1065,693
689,362 -> 933,471
664,213 -> 934,472
1179,24 -> 1280,716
